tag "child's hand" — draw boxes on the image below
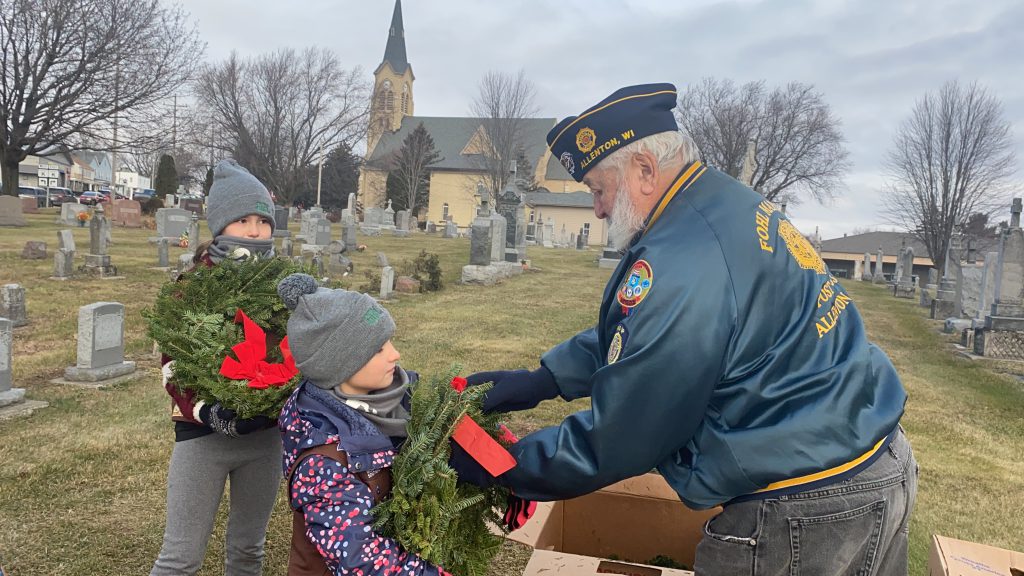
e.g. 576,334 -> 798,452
503,495 -> 537,530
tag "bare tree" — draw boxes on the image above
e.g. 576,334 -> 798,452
385,122 -> 440,215
194,48 -> 370,204
882,81 -> 1016,272
469,70 -> 538,202
676,78 -> 850,203
0,0 -> 202,195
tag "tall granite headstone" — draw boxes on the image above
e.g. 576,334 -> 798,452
872,248 -> 885,283
895,247 -> 916,298
974,199 -> 1024,358
0,285 -> 28,327
0,318 -> 27,407
63,302 -> 136,382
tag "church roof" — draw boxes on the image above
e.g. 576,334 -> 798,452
820,231 -> 928,257
378,0 -> 410,76
367,116 -> 558,174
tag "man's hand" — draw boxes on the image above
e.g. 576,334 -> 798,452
465,366 -> 558,413
448,441 -> 498,488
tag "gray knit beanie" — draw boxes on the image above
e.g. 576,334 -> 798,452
278,273 -> 396,389
206,159 -> 276,237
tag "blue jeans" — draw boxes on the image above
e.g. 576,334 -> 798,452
694,428 -> 917,576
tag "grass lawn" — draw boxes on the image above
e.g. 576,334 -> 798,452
0,209 -> 1022,575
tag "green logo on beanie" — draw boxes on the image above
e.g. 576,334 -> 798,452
363,306 -> 382,326
255,201 -> 270,215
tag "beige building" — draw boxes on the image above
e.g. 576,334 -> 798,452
358,0 -> 601,242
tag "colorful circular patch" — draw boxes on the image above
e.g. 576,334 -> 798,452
576,127 -> 596,153
607,324 -> 628,365
617,260 -> 654,308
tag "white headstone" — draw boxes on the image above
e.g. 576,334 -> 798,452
63,302 -> 137,382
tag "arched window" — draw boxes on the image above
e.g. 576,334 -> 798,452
401,84 -> 409,114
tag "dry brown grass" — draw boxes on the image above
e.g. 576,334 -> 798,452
1,211 -> 1022,575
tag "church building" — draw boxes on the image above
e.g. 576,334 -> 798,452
357,0 -> 607,245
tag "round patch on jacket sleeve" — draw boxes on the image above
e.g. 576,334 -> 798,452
607,324 -> 628,365
617,259 -> 654,308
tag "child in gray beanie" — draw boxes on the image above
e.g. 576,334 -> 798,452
198,159 -> 277,263
275,273 -> 450,576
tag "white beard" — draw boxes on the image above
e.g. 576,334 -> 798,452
606,185 -> 646,251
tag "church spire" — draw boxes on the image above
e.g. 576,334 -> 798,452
382,0 -> 409,75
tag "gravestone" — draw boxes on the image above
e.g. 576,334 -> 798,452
187,212 -> 200,250
576,230 -> 586,250
341,216 -> 358,251
0,196 -> 27,227
163,193 -> 176,208
52,229 -> 76,280
273,206 -> 290,238
341,193 -> 356,221
894,247 -> 916,298
22,241 -> 47,260
381,200 -> 396,230
281,236 -> 294,257
1,285 -> 28,327
178,253 -> 194,274
961,252 -> 998,321
443,220 -> 458,239
469,210 -> 494,266
931,236 -> 963,319
57,203 -> 88,226
179,197 -> 203,217
0,318 -> 26,408
426,221 -> 437,234
325,241 -> 352,276
488,210 -> 507,262
598,241 -> 622,269
83,204 -> 117,277
313,218 -> 332,246
58,229 -> 76,252
860,252 -> 872,282
920,267 -> 940,308
110,199 -> 142,228
396,210 -> 411,231
496,183 -> 527,263
380,265 -> 395,300
871,248 -> 885,283
974,199 -> 1024,358
363,207 -> 383,229
542,218 -> 555,249
156,208 -> 191,240
376,252 -> 390,267
21,197 -> 39,214
63,302 -> 136,382
395,276 -> 420,294
156,238 -> 169,268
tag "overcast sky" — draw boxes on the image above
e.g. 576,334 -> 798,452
177,0 -> 1023,240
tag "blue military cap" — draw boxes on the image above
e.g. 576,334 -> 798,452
546,83 -> 679,182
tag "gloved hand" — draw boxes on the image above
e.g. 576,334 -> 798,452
503,494 -> 537,531
465,366 -> 558,413
196,402 -> 273,438
448,440 -> 498,488
160,360 -> 175,388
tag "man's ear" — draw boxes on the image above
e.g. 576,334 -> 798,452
633,152 -> 659,196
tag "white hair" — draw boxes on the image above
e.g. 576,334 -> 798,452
596,130 -> 701,249
596,130 -> 700,180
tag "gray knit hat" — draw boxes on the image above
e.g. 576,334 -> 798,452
206,159 -> 276,237
278,273 -> 396,389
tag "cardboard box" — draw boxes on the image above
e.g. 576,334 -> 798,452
505,473 -> 720,576
929,534 -> 1024,576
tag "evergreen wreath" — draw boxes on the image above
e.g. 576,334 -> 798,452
374,366 -> 511,576
143,256 -> 308,419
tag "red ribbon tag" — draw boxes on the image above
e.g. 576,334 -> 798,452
219,309 -> 299,389
451,415 -> 517,477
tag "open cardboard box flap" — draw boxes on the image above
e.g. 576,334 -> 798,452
502,473 -> 719,576
930,535 -> 1024,576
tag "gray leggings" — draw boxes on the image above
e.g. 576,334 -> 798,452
150,427 -> 282,576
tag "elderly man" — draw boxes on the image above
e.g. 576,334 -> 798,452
450,83 -> 917,575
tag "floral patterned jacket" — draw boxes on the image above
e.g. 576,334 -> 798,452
279,373 -> 447,576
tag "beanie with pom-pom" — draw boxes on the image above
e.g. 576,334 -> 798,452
277,273 -> 395,389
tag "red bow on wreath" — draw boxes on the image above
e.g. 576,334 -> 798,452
219,309 -> 298,389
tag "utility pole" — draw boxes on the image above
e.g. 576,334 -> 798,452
316,142 -> 324,207
172,95 -> 178,152
111,63 -> 121,199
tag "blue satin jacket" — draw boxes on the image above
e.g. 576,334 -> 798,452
503,162 -> 907,509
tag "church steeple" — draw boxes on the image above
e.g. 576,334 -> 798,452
381,0 -> 408,75
368,0 -> 415,155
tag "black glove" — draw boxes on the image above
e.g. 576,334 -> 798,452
503,494 -> 537,531
465,366 -> 559,413
198,403 -> 272,438
448,440 -> 498,488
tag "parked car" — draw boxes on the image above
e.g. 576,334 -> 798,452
17,186 -> 48,207
133,189 -> 156,201
77,190 -> 110,205
45,186 -> 75,206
